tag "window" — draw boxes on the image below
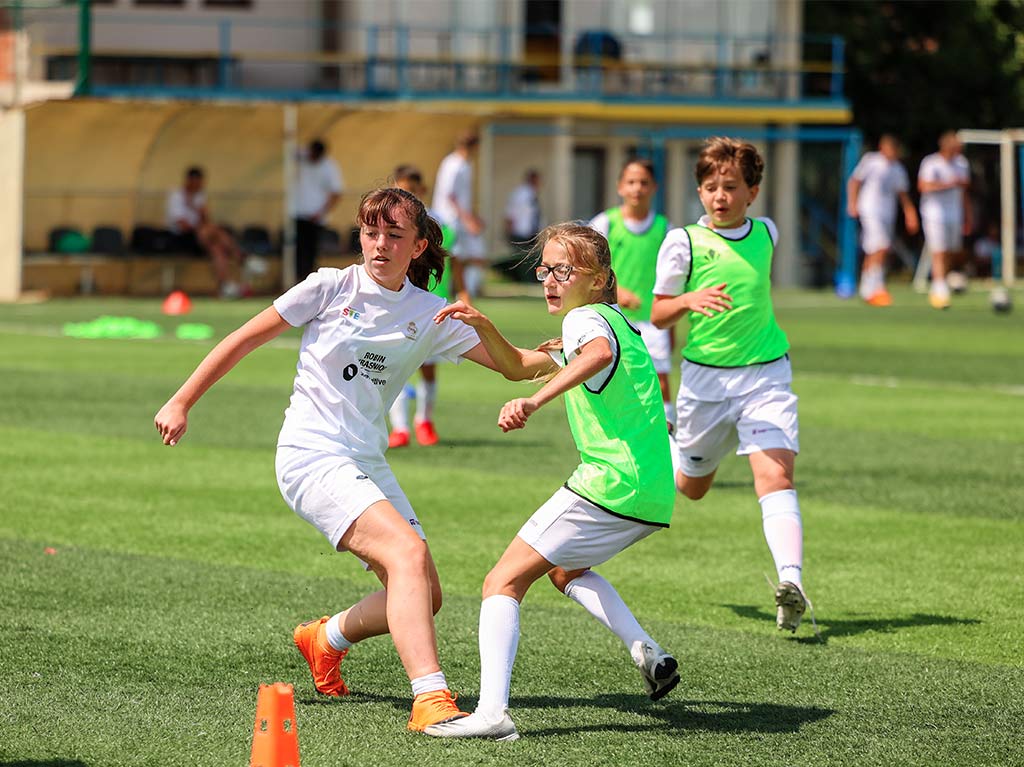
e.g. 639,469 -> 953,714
203,0 -> 252,7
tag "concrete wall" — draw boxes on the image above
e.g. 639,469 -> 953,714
0,107 -> 24,301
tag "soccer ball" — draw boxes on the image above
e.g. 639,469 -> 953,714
947,271 -> 969,294
990,287 -> 1013,314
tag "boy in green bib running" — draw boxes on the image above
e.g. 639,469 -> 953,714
590,158 -> 674,429
426,223 -> 679,741
651,137 -> 812,634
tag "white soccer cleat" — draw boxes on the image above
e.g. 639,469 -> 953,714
775,581 -> 808,633
423,711 -> 520,741
632,641 -> 680,701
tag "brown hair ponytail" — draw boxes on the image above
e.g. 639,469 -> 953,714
356,187 -> 448,290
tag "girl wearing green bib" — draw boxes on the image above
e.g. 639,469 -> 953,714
651,138 -> 812,635
426,223 -> 679,741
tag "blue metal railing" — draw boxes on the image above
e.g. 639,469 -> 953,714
40,13 -> 847,105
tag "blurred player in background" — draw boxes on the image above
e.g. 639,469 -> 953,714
388,164 -> 458,448
652,137 -> 812,635
433,130 -> 486,301
846,134 -> 920,306
589,158 -> 674,429
918,131 -> 972,310
293,138 -> 344,283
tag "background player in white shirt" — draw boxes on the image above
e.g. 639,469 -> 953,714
153,187 -> 545,734
846,134 -> 920,306
293,139 -> 344,283
918,131 -> 972,309
433,130 -> 485,300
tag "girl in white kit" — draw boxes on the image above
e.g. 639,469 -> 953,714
154,187 -> 530,734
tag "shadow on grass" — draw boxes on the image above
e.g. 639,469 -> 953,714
518,694 -> 833,737
723,603 -> 981,644
301,692 -> 833,737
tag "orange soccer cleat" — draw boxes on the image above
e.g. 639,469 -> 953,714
406,689 -> 468,732
388,429 -> 410,448
414,420 -> 439,446
864,289 -> 893,307
293,616 -> 350,697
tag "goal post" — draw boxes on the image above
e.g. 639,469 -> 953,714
957,128 -> 1020,287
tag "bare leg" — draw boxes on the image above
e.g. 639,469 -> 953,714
340,500 -> 442,680
676,469 -> 716,500
336,550 -> 443,644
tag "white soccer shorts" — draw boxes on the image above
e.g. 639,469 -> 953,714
517,487 -> 660,570
923,218 -> 963,253
276,447 -> 425,552
674,382 -> 799,478
859,216 -> 896,254
637,320 -> 672,375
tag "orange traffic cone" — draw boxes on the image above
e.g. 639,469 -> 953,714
162,290 -> 192,316
250,683 -> 300,767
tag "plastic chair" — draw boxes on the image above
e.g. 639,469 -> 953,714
241,225 -> 273,255
91,226 -> 125,255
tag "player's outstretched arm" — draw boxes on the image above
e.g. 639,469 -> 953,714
154,306 -> 292,446
498,337 -> 613,432
436,300 -> 557,381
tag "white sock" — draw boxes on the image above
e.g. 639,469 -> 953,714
563,571 -> 654,652
389,383 -> 412,432
324,612 -> 353,652
760,489 -> 803,586
931,279 -> 949,297
463,264 -> 484,297
410,670 -> 448,697
663,399 -> 675,425
415,379 -> 437,423
475,594 -> 520,720
859,265 -> 883,298
668,433 -> 681,477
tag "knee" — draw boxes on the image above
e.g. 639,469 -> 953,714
547,567 -> 581,594
387,537 -> 431,579
481,568 -> 506,599
678,478 -> 709,501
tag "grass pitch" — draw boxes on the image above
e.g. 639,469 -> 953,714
1,284 -> 1022,766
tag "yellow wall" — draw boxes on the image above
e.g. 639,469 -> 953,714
23,99 -> 479,252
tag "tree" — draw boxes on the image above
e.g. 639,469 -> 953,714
806,0 -> 1024,158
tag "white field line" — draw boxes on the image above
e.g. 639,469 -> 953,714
800,371 -> 1024,397
3,322 -> 1022,396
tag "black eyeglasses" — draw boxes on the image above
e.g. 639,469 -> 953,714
535,264 -> 574,282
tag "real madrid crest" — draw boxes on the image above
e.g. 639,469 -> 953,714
403,321 -> 418,340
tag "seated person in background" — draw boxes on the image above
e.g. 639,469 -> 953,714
166,166 -> 249,298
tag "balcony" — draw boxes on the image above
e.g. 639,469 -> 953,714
37,15 -> 846,108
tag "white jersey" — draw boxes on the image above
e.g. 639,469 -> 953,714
918,152 -> 969,224
432,151 -> 473,229
165,188 -> 205,234
548,305 -> 620,391
294,156 -> 344,219
654,215 -> 789,402
851,151 -> 909,222
588,209 -> 662,237
505,182 -> 541,238
273,265 -> 480,462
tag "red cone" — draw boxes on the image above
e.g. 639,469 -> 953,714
162,290 -> 192,316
